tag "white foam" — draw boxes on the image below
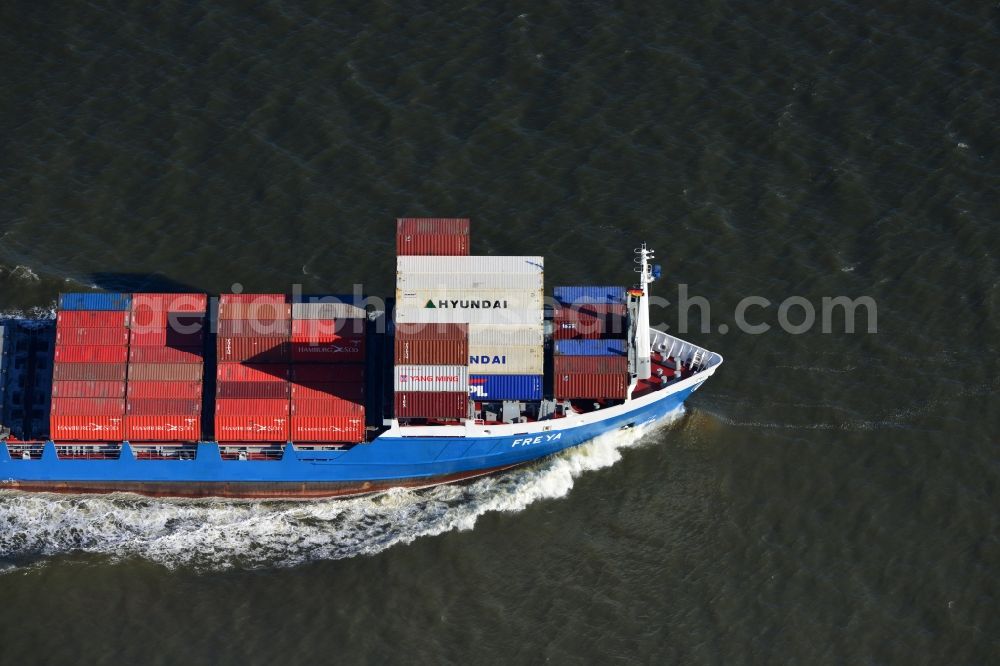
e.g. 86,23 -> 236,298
0,306 -> 56,322
0,409 -> 683,571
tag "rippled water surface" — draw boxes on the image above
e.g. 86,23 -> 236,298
0,1 -> 996,663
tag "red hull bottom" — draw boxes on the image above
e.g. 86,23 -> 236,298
2,464 -> 520,499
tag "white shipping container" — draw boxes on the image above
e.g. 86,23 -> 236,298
397,271 -> 543,291
292,302 -> 366,319
467,345 -> 543,374
468,324 -> 545,347
394,365 -> 469,392
394,307 -> 544,325
396,289 -> 543,311
397,256 -> 544,275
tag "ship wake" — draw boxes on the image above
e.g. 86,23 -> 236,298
0,409 -> 683,572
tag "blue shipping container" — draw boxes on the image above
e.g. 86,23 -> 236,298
553,286 -> 626,306
58,293 -> 132,311
554,339 -> 627,356
468,375 -> 543,400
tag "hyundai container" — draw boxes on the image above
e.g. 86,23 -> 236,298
467,345 -> 543,374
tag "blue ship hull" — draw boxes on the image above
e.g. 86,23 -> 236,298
0,385 -> 699,498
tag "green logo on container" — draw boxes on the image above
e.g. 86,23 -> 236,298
425,300 -> 436,308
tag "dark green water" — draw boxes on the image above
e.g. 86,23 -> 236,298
1,1 -> 997,663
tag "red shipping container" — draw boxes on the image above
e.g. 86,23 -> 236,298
218,303 -> 291,320
291,364 -> 365,383
50,415 -> 125,442
553,374 -> 628,400
291,382 -> 364,402
553,304 -> 628,340
553,354 -> 628,399
291,319 -> 366,341
393,322 -> 468,341
217,337 -> 289,363
129,346 -> 204,364
130,293 -> 208,312
290,416 -> 365,443
553,356 -> 628,374
393,391 -> 467,419
127,380 -> 202,400
56,311 -> 129,328
56,327 -> 130,346
217,363 -> 289,382
218,293 -> 288,306
52,380 -> 127,399
215,398 -> 290,416
126,398 -> 201,416
217,318 -> 291,337
55,345 -> 129,364
214,415 -> 289,442
50,398 -> 126,416
128,364 -> 204,382
397,218 -> 470,236
52,363 -> 128,382
290,397 -> 364,417
290,339 -> 364,363
396,218 -> 470,256
125,415 -> 201,442
216,381 -> 290,399
129,327 -> 204,347
130,311 -> 206,330
394,338 -> 467,365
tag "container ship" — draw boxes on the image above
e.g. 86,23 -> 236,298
0,219 -> 722,498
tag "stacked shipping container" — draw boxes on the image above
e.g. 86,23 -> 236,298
393,220 -> 476,418
50,293 -> 132,441
125,294 -> 207,441
215,295 -> 291,442
289,299 -> 367,443
552,287 -> 630,400
396,251 -> 544,414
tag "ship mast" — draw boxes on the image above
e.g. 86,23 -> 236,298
627,244 -> 656,390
